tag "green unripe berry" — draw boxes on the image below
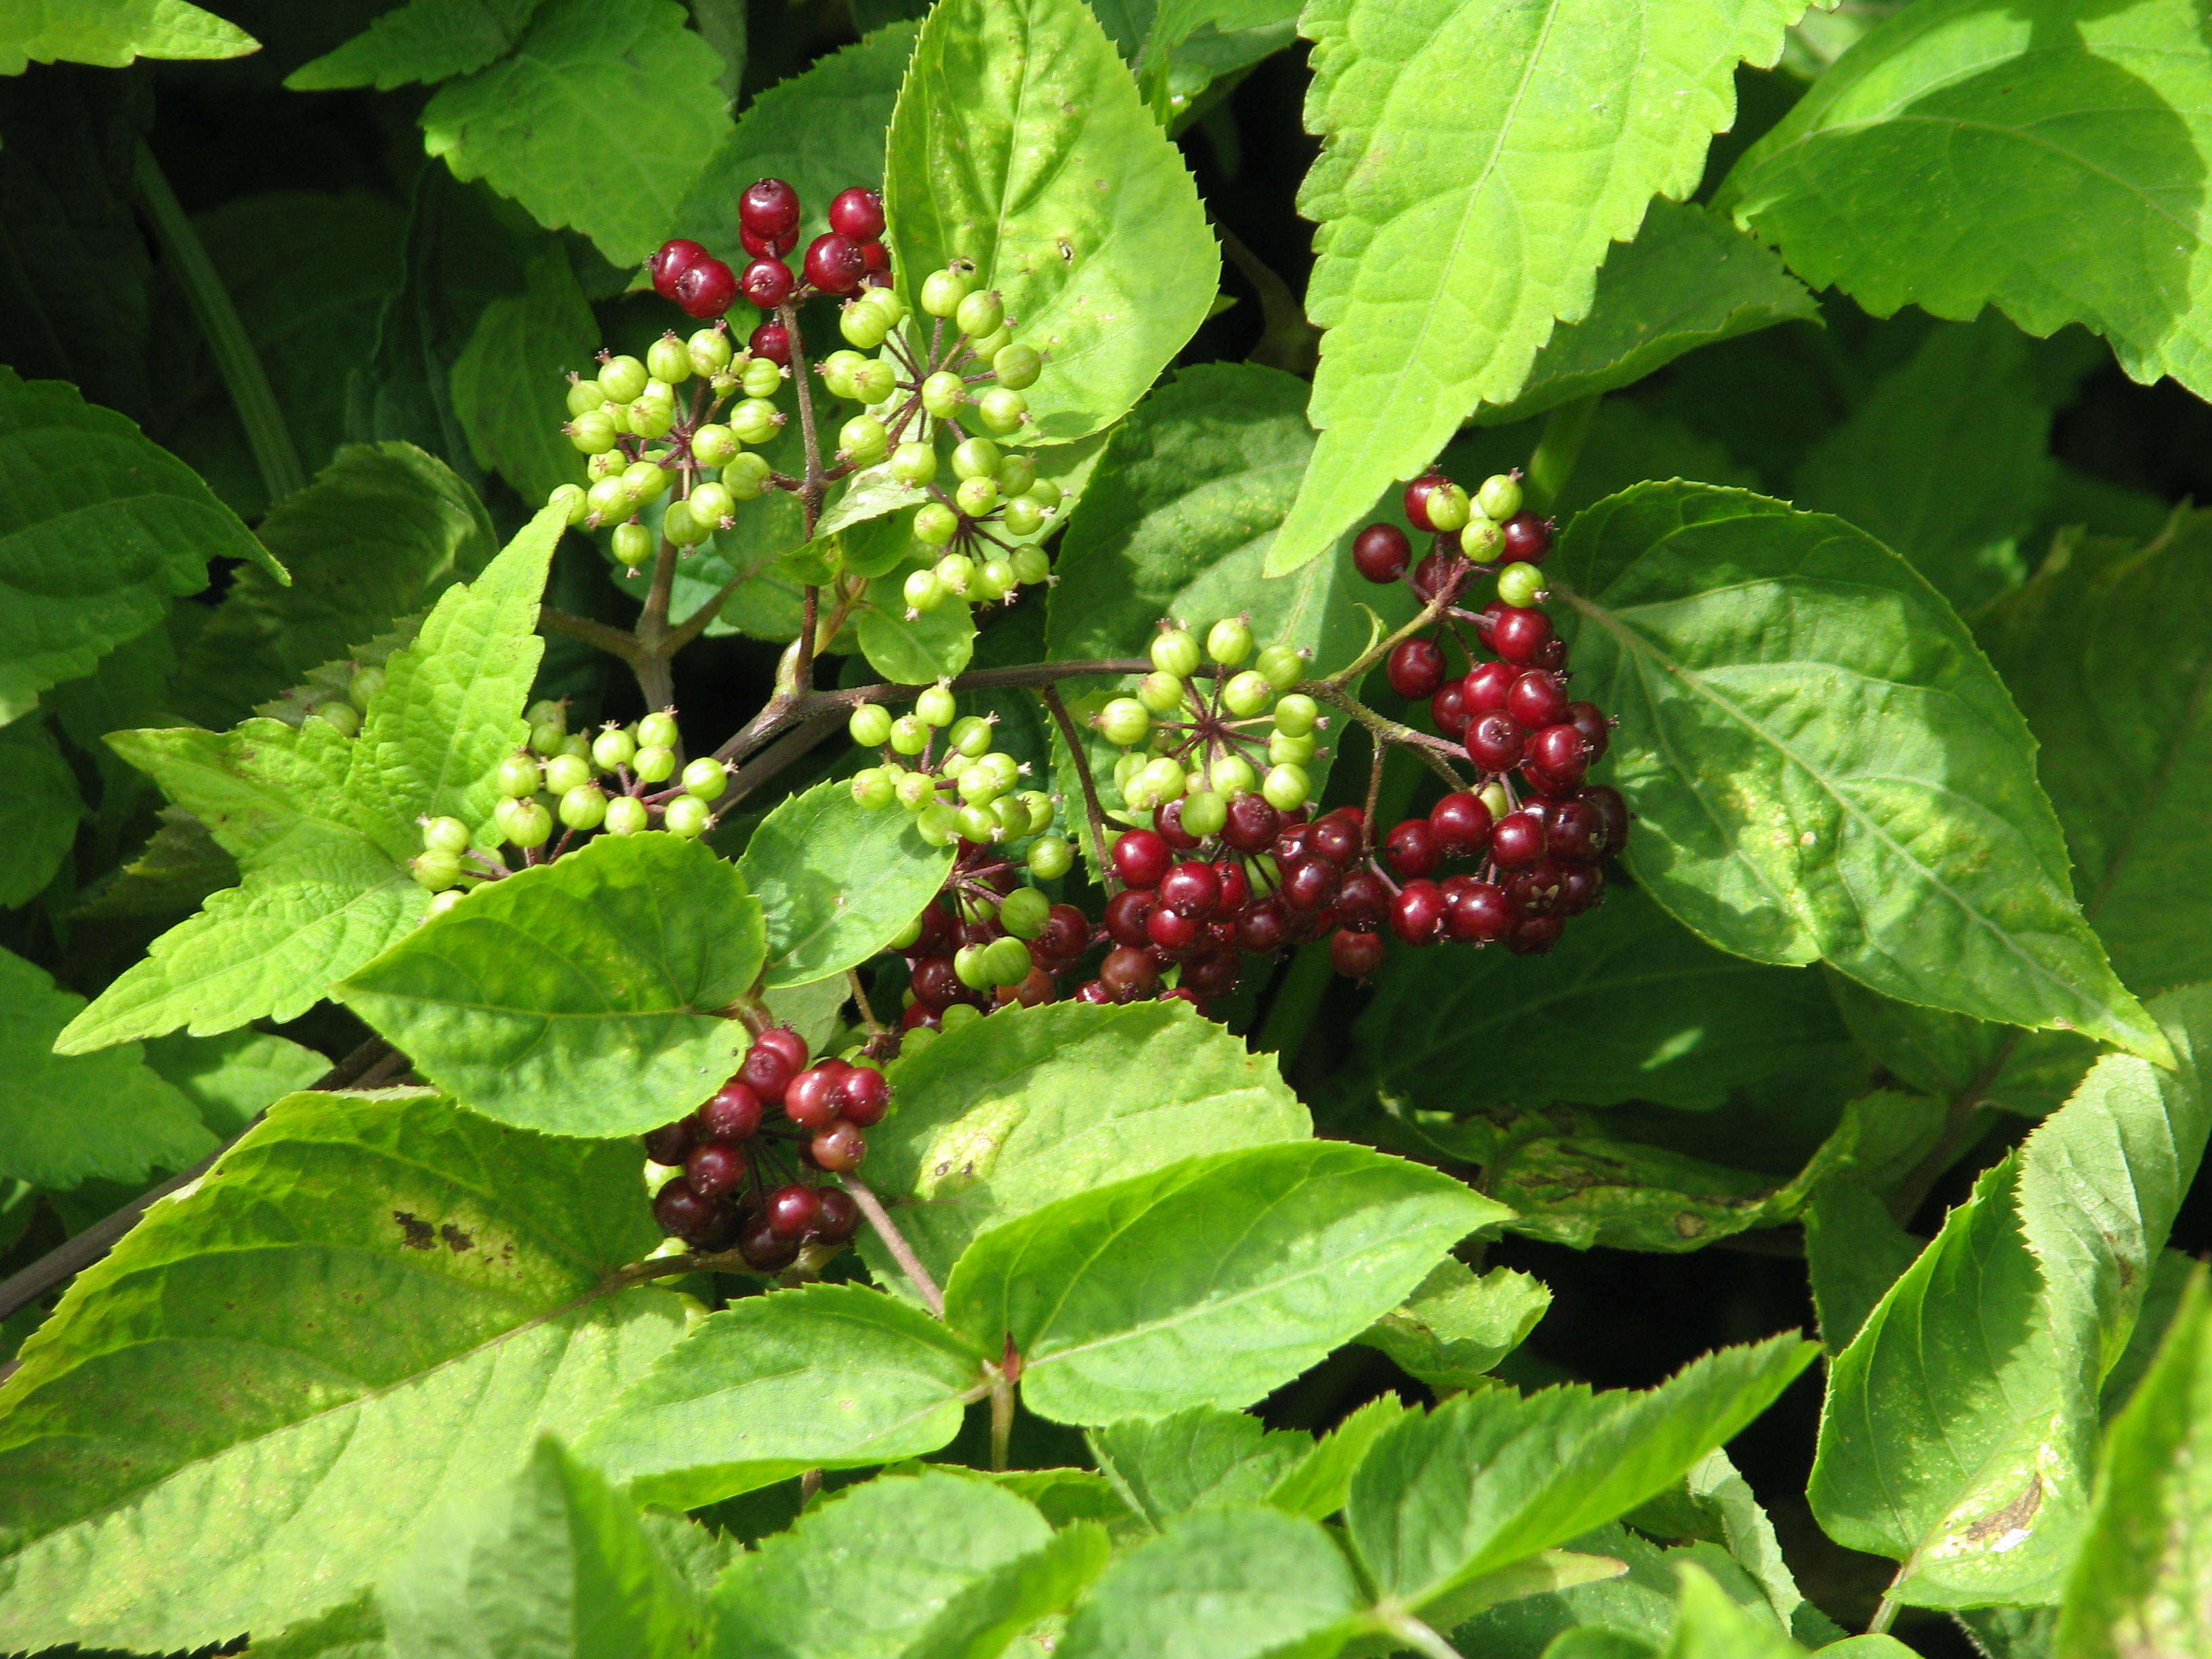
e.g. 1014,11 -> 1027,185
975,555 -> 1017,599
864,287 -> 907,326
1151,628 -> 1201,678
422,815 -> 472,855
691,423 -> 739,466
998,885 -> 1050,939
1254,644 -> 1305,692
1137,671 -> 1185,714
587,450 -> 626,482
1496,560 -> 1547,607
741,357 -> 783,398
1113,752 -> 1146,792
952,287 -> 1003,338
690,480 -> 737,527
592,727 -> 636,771
1205,754 -> 1256,798
968,327 -> 1012,364
603,794 -> 649,836
916,684 -> 958,727
939,1002 -> 979,1031
497,752 -> 542,798
1018,790 -> 1055,834
621,460 -> 670,506
994,453 -> 1037,496
903,569 -> 947,612
549,482 -> 590,525
346,665 -> 386,713
920,266 -> 973,317
526,698 -> 567,731
627,398 -> 674,440
567,409 -> 618,453
531,720 -> 567,755
1027,834 -> 1072,879
1223,670 -> 1274,717
888,714 -> 930,755
1002,491 -> 1046,539
976,752 -> 1020,793
640,377 -> 677,409
1261,763 -> 1311,812
1027,478 -> 1063,513
1425,481 -> 1472,533
687,329 -> 733,375
561,733 -> 592,761
544,752 -> 594,796
920,371 -> 966,417
914,503 -> 960,547
993,342 -> 1042,390
1206,616 -> 1254,666
1097,697 -> 1151,747
598,355 -> 648,403
1476,472 -> 1523,520
895,770 -> 938,812
1460,515 -> 1504,562
498,796 -> 553,849
891,442 -> 937,485
850,703 -> 895,747
1268,730 -> 1316,766
839,415 -> 889,466
558,784 -> 607,830
934,551 -> 977,592
957,803 -> 1001,843
723,453 -> 772,500
1189,790 -> 1235,839
1272,693 -> 1320,737
661,499 -> 708,547
950,437 -> 1001,480
663,795 -> 711,838
954,476 -> 1000,518
1010,544 -> 1050,585
586,478 -> 630,526
413,848 -> 462,890
954,943 -> 993,989
632,745 -> 676,784
1128,757 -> 1187,809
647,335 -> 691,384
852,359 -> 897,404
683,757 -> 728,800
976,388 -> 1027,434
956,766 -> 1003,806
946,714 -> 994,758
1479,780 -> 1512,821
840,301 -> 890,349
731,398 -> 781,445
985,935 -> 1031,985
850,767 -> 896,809
565,377 -> 606,417
820,350 -> 865,398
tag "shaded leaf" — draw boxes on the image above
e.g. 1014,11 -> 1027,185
140,1025 -> 327,1138
1358,1258 -> 1551,1391
1264,1395 -> 1410,1523
0,718 -> 81,907
0,0 -> 256,72
1800,1176 -> 1920,1355
450,249 -> 599,509
289,0 -> 546,89
741,779 -> 954,989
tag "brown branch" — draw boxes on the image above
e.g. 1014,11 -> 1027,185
539,605 -> 645,665
840,1173 -> 943,1316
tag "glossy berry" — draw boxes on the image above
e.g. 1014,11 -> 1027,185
829,186 -> 886,241
1501,511 -> 1554,565
1222,794 -> 1281,854
804,233 -> 867,295
765,1183 -> 823,1239
1506,670 -> 1570,730
1391,880 -> 1448,945
1035,904 -> 1091,962
838,1065 -> 890,1126
674,258 -> 738,319
784,1063 -> 846,1129
741,257 -> 794,308
740,178 -> 802,243
1113,829 -> 1172,888
1332,928 -> 1385,977
1387,638 -> 1446,699
1147,904 -> 1201,953
700,1080 -> 764,1141
1559,862 -> 1606,915
1099,945 -> 1160,1000
1336,868 -> 1391,926
643,1118 -> 695,1165
740,1042 -> 798,1101
1465,712 -> 1528,773
1544,796 -> 1607,862
739,1216 -> 802,1271
1235,897 -> 1290,954
1429,791 -> 1494,854
1506,859 -> 1565,918
1446,881 -> 1515,943
1402,472 -> 1453,533
1385,818 -> 1440,877
1353,523 -> 1412,583
811,1187 -> 861,1244
1463,660 -> 1517,716
1282,857 -> 1340,913
1490,607 -> 1555,666
1490,811 -> 1547,866
755,1025 -> 811,1073
1410,549 -> 1461,602
653,1176 -> 720,1241
1583,785 -> 1631,854
1507,914 -> 1564,956
1153,798 -> 1203,851
1160,861 -> 1222,918
1104,887 -> 1158,948
750,321 -> 792,365
1528,722 -> 1591,785
651,239 -> 710,300
684,1141 -> 748,1199
809,1120 -> 867,1172
1565,701 -> 1612,760
1430,681 -> 1469,736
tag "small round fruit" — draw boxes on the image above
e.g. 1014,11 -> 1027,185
740,255 -> 794,309
828,186 -> 886,241
1353,523 -> 1412,583
1223,670 -> 1274,717
675,258 -> 739,319
632,745 -> 676,784
903,569 -> 946,613
739,178 -> 802,243
689,480 -> 736,526
1027,834 -> 1073,879
598,355 -> 648,403
920,266 -> 974,318
688,328 -> 733,374
558,784 -> 607,830
1097,697 -> 1151,747
690,422 -> 739,466
602,795 -> 649,836
567,408 -> 618,454
1205,616 -> 1254,665
976,388 -> 1027,433
663,795 -> 712,838
849,703 -> 895,747
412,848 -> 462,890
803,232 -> 867,295
993,342 -> 1042,389
1429,790 -> 1494,854
809,1121 -> 867,1172
920,371 -> 966,417
913,502 -> 960,546
1490,811 -> 1547,867
1464,712 -> 1528,773
422,815 -> 472,855
954,475 -> 1000,518
1261,763 -> 1311,812
650,239 -> 710,300
496,752 -> 542,798
1496,560 -> 1546,608
838,415 -> 888,466
1501,510 -> 1554,564
749,320 -> 793,365
723,453 -> 773,501
653,1175 -> 719,1241
891,441 -> 937,485
1254,644 -> 1304,692
1387,638 -> 1446,699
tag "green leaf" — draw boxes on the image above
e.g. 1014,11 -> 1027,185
708,1471 -> 1053,1659
1056,1504 -> 1367,1659
578,1284 -> 985,1509
0,367 -> 276,723
1448,1523 -> 1753,1659
884,0 -> 1216,443
247,1595 -> 388,1659
1554,480 -> 2167,1065
450,249 -> 599,510
943,1140 -> 1504,1424
0,1088 -> 684,1654
420,0 -> 729,266
903,1521 -> 1114,1659
1800,1176 -> 1920,1355
1656,1450 -> 1832,1640
856,1000 -> 1308,1293
1345,1334 -> 1816,1613
176,441 -> 496,728
1358,1259 -> 1551,1391
1809,984 -> 2212,1608
1267,0 -> 1808,575
376,1433 -> 705,1658
739,779 -> 954,989
668,22 -> 917,255
1791,316 -> 2057,615
1661,1563 -> 1820,1659
1717,0 -> 2212,406
1353,885 -> 1858,1115
1263,1395 -> 1410,1523
1475,201 -> 1816,428
0,0 -> 257,73
0,717 -> 81,907
2053,1265 -> 2212,1658
341,833 -> 765,1138
288,0 -> 545,90
140,1025 -> 328,1137
0,945 -> 213,1188
1088,1408 -> 1314,1528
855,569 -> 979,682
1980,510 -> 2212,1000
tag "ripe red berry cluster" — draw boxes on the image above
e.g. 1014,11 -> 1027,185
642,1025 -> 886,1270
894,839 -> 1094,1029
651,180 -> 890,354
1344,467 -> 1629,958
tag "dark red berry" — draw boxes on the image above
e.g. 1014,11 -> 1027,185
750,321 -> 792,365
1527,722 -> 1591,787
1410,549 -> 1461,602
699,1082 -> 764,1142
1582,785 -> 1631,853
1212,859 -> 1250,914
1104,886 -> 1159,948
1036,904 -> 1091,963
643,1118 -> 696,1165
1153,798 -> 1202,851
810,1186 -> 861,1244
837,1065 -> 890,1126
803,233 -> 867,295
650,239 -> 710,300
1506,670 -> 1570,730
1000,964 -> 1057,1008
828,186 -> 886,241
739,1215 -> 802,1271
1430,682 -> 1469,736
909,955 -> 964,1010
1336,867 -> 1390,926
1429,791 -> 1493,854
765,1183 -> 823,1238
1462,660 -> 1517,716
1147,904 -> 1201,952
1282,858 -> 1340,912
1235,897 -> 1290,953
1446,880 -> 1514,942
1387,638 -> 1446,699
1222,794 -> 1280,854
1465,712 -> 1528,773
1099,945 -> 1160,1000
1490,607 -> 1554,667
809,1120 -> 867,1172
1543,797 -> 1607,863
1501,511 -> 1553,565
784,1063 -> 846,1129
1074,979 -> 1113,1003
741,1043 -> 798,1101
755,1026 -> 810,1073
1113,829 -> 1172,888
741,224 -> 797,258
1559,862 -> 1606,915
685,1141 -> 749,1200
861,240 -> 890,274
741,257 -> 794,309
1160,861 -> 1221,918
1505,860 -> 1565,918
1507,914 -> 1563,955
1309,817 -> 1360,867
1402,472 -> 1452,533
1353,523 -> 1412,583
1385,818 -> 1440,877
674,258 -> 738,319
740,178 -> 802,242
1491,811 -> 1546,866
653,1175 -> 720,1240
900,1002 -> 939,1032
1331,928 -> 1385,977
1391,880 -> 1447,945
1565,701 -> 1611,761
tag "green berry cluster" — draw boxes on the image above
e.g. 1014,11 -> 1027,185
1092,618 -> 1321,821
845,684 -> 1068,871
409,702 -> 732,909
546,326 -> 786,571
293,661 -> 386,739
